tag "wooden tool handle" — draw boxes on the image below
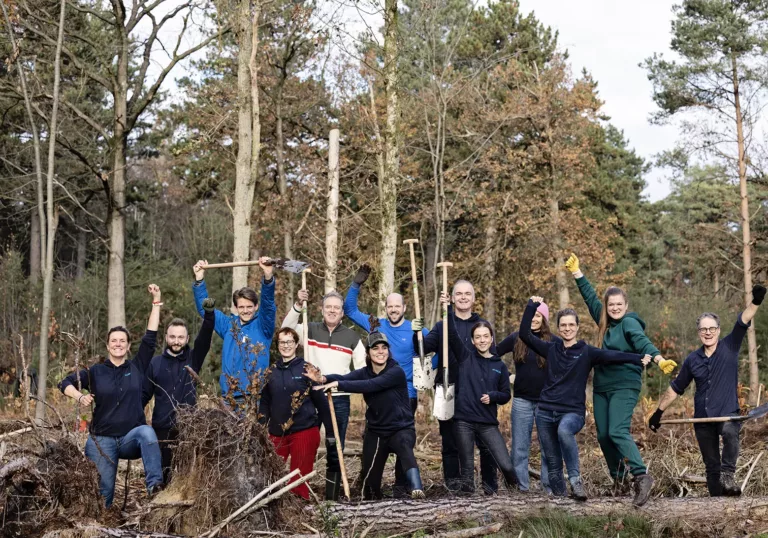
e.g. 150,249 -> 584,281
436,262 -> 452,392
301,269 -> 310,353
404,240 -> 423,342
327,391 -> 350,499
660,416 -> 744,424
202,260 -> 261,269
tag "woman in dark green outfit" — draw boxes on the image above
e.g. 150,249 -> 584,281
565,254 -> 676,506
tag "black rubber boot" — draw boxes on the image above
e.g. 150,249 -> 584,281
632,473 -> 654,506
325,471 -> 341,501
405,468 -> 425,499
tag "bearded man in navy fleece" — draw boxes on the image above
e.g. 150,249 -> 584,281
649,284 -> 766,497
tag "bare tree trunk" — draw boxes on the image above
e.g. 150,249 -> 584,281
246,0 -> 262,288
325,129 -> 340,293
714,272 -> 720,298
377,0 -> 400,317
76,227 -> 86,280
483,220 -> 497,326
35,0 -> 66,423
549,197 -> 569,309
30,212 -> 40,284
275,93 -> 294,311
424,228 -> 437,326
231,0 -> 256,296
732,56 -> 758,405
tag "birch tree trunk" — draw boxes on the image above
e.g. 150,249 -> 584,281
325,129 -> 340,293
35,0 -> 66,423
377,0 -> 400,316
30,213 -> 40,284
231,0 -> 256,296
275,92 -> 294,311
731,56 -> 758,405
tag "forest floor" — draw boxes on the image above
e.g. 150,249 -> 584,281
2,391 -> 768,538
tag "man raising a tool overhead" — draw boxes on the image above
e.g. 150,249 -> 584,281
648,283 -> 766,497
192,258 -> 276,409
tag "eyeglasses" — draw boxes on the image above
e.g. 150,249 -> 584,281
278,340 -> 296,347
698,327 -> 719,335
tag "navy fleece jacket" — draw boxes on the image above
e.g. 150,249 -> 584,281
519,300 -> 645,415
447,311 -> 510,425
143,309 -> 215,430
497,331 -> 561,402
325,358 -> 413,436
59,331 -> 157,437
258,356 -> 333,437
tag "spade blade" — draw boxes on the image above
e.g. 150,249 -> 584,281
269,258 -> 310,274
747,401 -> 768,421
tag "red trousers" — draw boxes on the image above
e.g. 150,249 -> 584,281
269,427 -> 320,500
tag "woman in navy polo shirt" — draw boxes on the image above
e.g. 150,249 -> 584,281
60,285 -> 164,507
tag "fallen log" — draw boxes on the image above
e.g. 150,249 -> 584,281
315,495 -> 768,534
42,527 -> 187,538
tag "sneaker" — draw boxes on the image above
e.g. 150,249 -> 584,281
720,472 -> 741,497
632,474 -> 654,506
569,477 -> 587,501
411,489 -> 425,499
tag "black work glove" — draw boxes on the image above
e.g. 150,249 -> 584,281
752,284 -> 766,306
648,408 -> 664,432
202,297 -> 216,313
325,437 -> 340,473
353,264 -> 372,286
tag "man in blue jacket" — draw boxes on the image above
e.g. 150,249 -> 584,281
192,258 -> 276,408
144,298 -> 216,484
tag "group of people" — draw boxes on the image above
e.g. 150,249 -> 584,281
58,254 -> 766,509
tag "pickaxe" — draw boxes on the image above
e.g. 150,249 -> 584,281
660,402 -> 768,424
202,258 -> 310,273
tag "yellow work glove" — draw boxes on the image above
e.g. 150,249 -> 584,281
564,253 -> 580,274
658,359 -> 677,375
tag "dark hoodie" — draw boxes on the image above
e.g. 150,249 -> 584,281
447,311 -> 510,425
575,275 -> 661,392
143,310 -> 215,430
419,310 -> 494,387
325,358 -> 413,436
258,356 -> 333,437
59,331 -> 157,437
519,300 -> 645,415
497,331 -> 561,402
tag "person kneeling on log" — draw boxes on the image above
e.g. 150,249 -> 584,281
519,297 -> 651,502
648,284 -> 765,497
439,292 -> 519,494
59,285 -> 164,508
305,328 -> 426,500
258,327 -> 334,500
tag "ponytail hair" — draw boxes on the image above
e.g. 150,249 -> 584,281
597,287 -> 628,349
513,316 -> 551,368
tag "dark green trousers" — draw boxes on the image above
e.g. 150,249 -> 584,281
593,388 -> 647,478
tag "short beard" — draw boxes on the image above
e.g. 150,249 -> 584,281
388,313 -> 404,325
167,345 -> 185,355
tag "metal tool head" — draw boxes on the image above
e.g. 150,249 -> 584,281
747,402 -> 768,421
268,258 -> 311,274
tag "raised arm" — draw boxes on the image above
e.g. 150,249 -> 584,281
257,257 -> 277,337
190,300 -> 216,372
519,299 -> 553,359
133,285 -> 161,375
343,265 -> 373,331
564,254 -> 602,324
193,259 -> 228,337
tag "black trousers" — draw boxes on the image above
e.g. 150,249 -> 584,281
694,421 -> 741,496
438,418 -> 498,493
153,426 -> 179,485
361,428 -> 418,500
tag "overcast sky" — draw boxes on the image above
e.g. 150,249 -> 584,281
516,0 -> 680,201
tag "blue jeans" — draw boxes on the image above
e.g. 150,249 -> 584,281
511,397 -> 549,492
453,420 -> 518,493
332,395 -> 351,449
535,408 -> 585,496
85,425 -> 163,507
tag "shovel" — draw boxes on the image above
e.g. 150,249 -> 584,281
432,261 -> 455,421
660,402 -> 768,424
202,258 -> 310,273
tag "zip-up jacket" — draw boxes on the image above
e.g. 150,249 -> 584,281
497,331 -> 561,402
418,309 -> 494,387
193,277 -> 276,398
447,312 -> 510,425
59,331 -> 157,437
143,310 -> 215,430
258,356 -> 333,437
344,283 -> 428,398
325,358 -> 413,436
519,300 -> 645,415
575,275 -> 661,393
281,307 -> 366,396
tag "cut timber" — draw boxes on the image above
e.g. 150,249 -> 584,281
42,527 -> 186,538
316,495 -> 768,534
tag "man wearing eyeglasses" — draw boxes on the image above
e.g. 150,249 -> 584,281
648,284 -> 766,497
281,288 -> 366,500
192,258 -> 276,407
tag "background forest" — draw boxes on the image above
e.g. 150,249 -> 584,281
0,0 -> 766,415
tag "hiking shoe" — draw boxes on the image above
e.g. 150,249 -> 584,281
721,472 -> 741,496
411,489 -> 425,499
569,477 -> 587,501
147,483 -> 165,499
632,473 -> 654,506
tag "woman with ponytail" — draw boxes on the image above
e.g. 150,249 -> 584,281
565,253 -> 677,506
497,301 -> 559,493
